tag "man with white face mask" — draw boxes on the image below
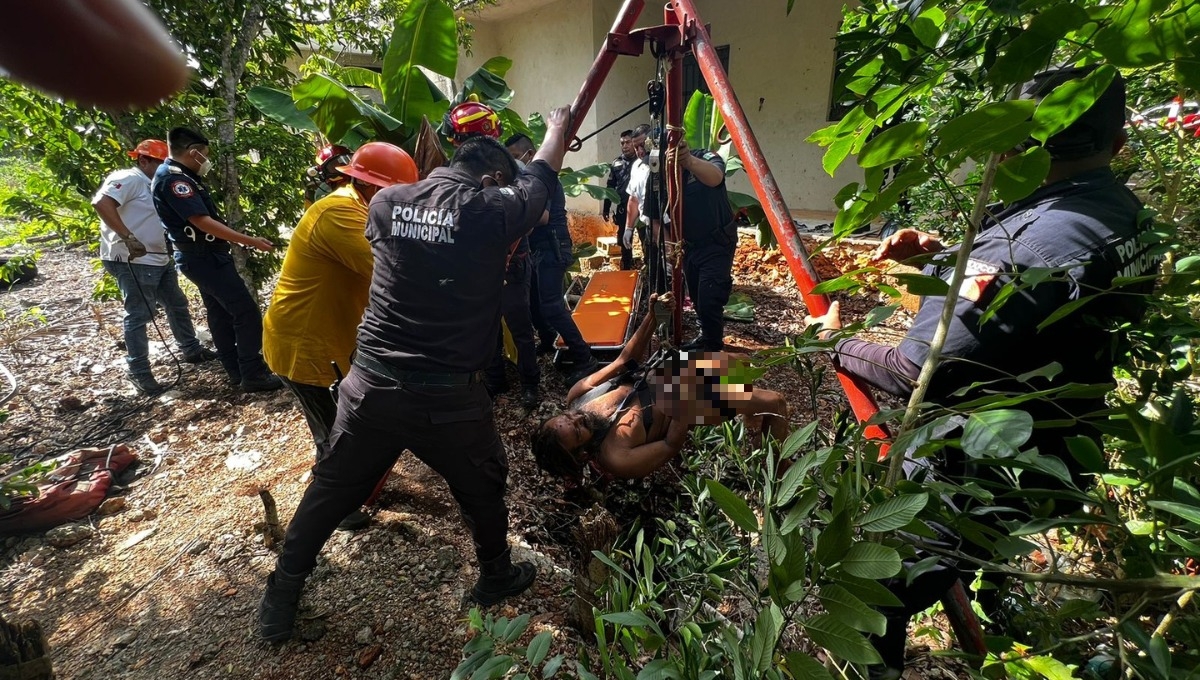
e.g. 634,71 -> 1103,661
152,126 -> 282,392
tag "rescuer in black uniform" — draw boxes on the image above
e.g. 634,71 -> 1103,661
604,129 -> 636,269
257,107 -> 574,643
675,140 -> 737,352
806,67 -> 1160,677
151,127 -> 282,392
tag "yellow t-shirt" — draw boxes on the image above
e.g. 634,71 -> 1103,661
263,184 -> 373,386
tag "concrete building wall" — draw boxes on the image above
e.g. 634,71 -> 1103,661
459,0 -> 605,182
463,0 -> 856,216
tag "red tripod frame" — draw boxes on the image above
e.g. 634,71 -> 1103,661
562,0 -> 987,664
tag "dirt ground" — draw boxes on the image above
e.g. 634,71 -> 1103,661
0,234 -> 961,679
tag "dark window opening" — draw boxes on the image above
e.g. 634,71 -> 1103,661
681,45 -> 730,103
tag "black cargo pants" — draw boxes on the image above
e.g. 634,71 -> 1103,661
277,366 -> 510,575
682,236 -> 735,349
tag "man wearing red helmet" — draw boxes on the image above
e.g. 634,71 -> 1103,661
445,100 -> 503,145
264,142 -> 419,531
94,139 -> 217,395
303,144 -> 352,206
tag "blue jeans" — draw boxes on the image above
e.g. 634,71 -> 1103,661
102,259 -> 201,376
530,248 -> 591,364
173,249 -> 268,379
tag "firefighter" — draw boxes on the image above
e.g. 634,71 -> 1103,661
674,139 -> 736,352
264,142 -> 419,531
257,106 -> 574,643
444,100 -> 504,146
151,127 -> 282,392
303,144 -> 352,206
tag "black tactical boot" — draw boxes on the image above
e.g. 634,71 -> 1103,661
241,371 -> 283,392
471,548 -> 537,606
520,385 -> 540,410
258,566 -> 309,642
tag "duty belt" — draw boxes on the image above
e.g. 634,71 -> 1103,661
352,353 -> 484,387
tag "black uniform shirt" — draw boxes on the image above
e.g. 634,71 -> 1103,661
356,159 -> 557,372
151,160 -> 229,251
604,155 -> 634,219
682,150 -> 733,244
891,168 -> 1156,396
528,177 -> 571,257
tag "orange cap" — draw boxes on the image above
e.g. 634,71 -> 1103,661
127,139 -> 169,161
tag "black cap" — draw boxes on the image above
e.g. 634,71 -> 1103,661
167,126 -> 208,151
1020,65 -> 1126,161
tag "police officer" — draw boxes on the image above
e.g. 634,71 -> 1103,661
673,139 -> 736,352
604,129 -> 636,269
151,127 -> 282,392
507,134 -> 599,382
257,106 -> 574,643
806,67 -> 1158,677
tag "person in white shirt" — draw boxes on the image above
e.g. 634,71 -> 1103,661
93,139 -> 215,395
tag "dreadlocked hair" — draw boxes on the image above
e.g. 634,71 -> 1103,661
530,417 -> 587,482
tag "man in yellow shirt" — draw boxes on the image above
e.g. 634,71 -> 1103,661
264,142 -> 419,530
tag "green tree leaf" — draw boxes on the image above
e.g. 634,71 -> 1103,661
685,91 -> 723,151
1148,500 -> 1200,525
802,614 -> 883,665
858,121 -> 928,168
705,479 -> 760,532
890,272 -> 949,296
961,409 -> 1034,458
600,610 -> 655,628
936,100 -> 1036,157
1065,435 -> 1106,473
292,74 -> 403,145
784,652 -> 835,680
247,86 -> 318,132
1031,65 -> 1117,143
989,4 -> 1089,84
636,660 -> 682,679
470,654 -> 514,680
749,603 -> 784,672
525,630 -> 552,666
382,0 -> 458,127
815,511 -> 853,566
857,493 -> 929,532
818,584 -> 887,636
994,147 -> 1051,203
839,542 -> 902,579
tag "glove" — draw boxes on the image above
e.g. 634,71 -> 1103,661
622,227 -> 634,250
123,236 -> 147,259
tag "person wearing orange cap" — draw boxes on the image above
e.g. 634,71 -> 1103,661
263,142 -> 419,531
94,139 -> 217,395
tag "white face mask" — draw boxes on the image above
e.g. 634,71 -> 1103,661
193,149 -> 213,177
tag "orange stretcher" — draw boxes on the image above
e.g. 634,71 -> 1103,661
556,269 -> 642,353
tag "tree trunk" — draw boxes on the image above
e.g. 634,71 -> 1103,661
0,614 -> 54,680
217,0 -> 267,297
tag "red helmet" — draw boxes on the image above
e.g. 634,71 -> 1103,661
336,142 -> 419,187
446,101 -> 502,144
316,144 -> 352,168
127,139 -> 168,161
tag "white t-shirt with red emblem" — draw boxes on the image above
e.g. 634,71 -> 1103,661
93,167 -> 171,267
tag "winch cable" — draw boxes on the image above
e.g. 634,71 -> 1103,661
567,97 -> 651,152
